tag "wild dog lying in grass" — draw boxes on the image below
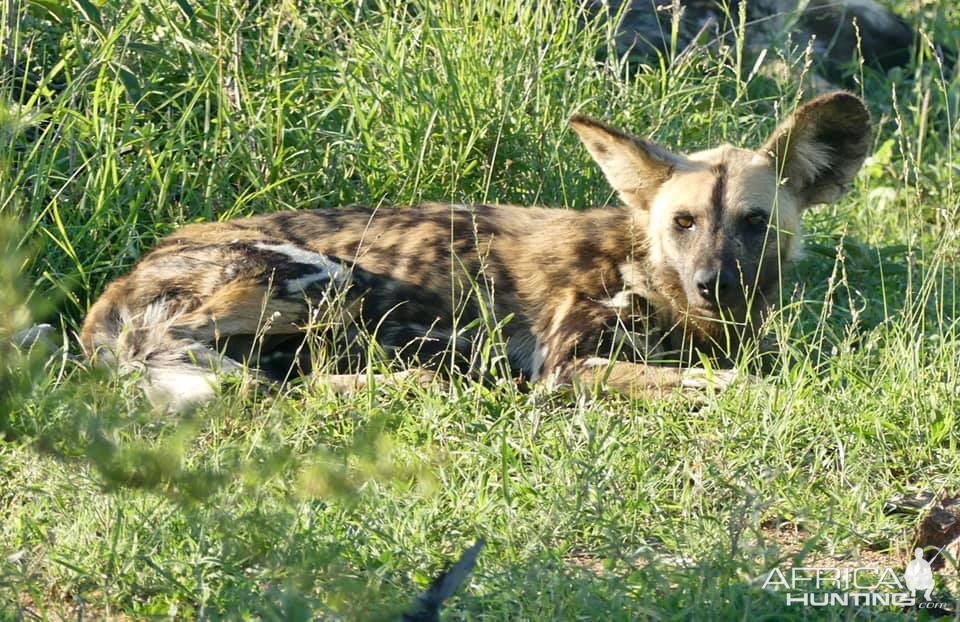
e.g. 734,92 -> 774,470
80,92 -> 872,411
593,0 -> 949,83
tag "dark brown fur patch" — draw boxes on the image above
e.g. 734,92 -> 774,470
710,164 -> 727,223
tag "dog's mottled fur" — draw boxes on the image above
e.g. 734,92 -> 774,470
81,92 -> 872,411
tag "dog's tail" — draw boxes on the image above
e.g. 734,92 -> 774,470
80,285 -> 235,411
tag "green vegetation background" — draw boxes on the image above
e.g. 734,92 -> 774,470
1,0 -> 958,618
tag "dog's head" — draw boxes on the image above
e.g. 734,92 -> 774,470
571,92 -> 872,321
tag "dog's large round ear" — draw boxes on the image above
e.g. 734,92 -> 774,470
761,92 -> 872,208
570,115 -> 685,210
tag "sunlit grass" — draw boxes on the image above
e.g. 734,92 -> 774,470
1,0 -> 959,618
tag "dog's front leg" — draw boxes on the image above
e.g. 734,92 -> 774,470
564,358 -> 742,398
313,369 -> 436,393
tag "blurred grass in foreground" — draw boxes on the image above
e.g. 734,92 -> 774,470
1,0 -> 959,618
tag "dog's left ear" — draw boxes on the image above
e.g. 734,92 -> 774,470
762,92 -> 872,207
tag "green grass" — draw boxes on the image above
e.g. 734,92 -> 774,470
2,0 -> 960,618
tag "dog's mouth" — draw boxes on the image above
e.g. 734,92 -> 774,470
685,282 -> 758,318
687,299 -> 747,320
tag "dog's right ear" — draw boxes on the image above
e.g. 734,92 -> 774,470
570,115 -> 684,210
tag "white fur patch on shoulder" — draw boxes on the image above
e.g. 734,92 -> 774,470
601,263 -> 665,311
254,242 -> 348,294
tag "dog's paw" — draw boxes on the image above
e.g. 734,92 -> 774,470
392,368 -> 437,388
679,367 -> 745,390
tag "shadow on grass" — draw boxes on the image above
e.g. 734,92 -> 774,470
770,233 -> 958,371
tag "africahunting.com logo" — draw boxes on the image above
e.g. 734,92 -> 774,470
762,547 -> 948,609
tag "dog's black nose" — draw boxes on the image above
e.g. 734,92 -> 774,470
695,268 -> 734,302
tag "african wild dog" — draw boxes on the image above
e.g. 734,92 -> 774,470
80,92 -> 872,411
592,0 -> 947,83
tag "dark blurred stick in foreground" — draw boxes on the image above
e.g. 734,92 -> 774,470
401,539 -> 485,622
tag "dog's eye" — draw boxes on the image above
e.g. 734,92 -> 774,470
674,215 -> 695,230
746,213 -> 768,227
